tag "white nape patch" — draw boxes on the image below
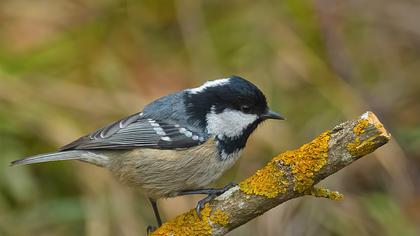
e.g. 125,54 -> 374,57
187,78 -> 230,94
361,112 -> 369,120
139,112 -> 143,116
160,136 -> 171,141
206,107 -> 258,138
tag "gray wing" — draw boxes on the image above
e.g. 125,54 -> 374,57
59,112 -> 206,151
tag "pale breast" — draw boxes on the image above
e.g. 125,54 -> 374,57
107,138 -> 242,199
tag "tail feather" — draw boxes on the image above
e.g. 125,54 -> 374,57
11,151 -> 84,166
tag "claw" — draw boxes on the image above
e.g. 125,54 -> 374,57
195,182 -> 236,219
146,225 -> 157,235
195,194 -> 213,219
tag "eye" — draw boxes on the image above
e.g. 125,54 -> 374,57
240,105 -> 251,113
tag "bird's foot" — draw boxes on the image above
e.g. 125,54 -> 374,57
147,225 -> 157,235
195,182 -> 236,219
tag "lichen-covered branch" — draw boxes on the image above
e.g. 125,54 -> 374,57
151,111 -> 391,236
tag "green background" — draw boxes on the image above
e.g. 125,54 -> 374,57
0,0 -> 419,235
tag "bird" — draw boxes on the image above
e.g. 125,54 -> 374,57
11,76 -> 284,231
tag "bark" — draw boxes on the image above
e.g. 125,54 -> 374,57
151,111 -> 391,236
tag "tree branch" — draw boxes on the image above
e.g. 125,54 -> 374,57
151,111 -> 391,236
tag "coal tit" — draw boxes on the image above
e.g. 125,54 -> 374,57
11,76 -> 284,229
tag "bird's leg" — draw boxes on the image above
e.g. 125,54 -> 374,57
178,182 -> 236,218
147,198 -> 162,234
178,183 -> 237,196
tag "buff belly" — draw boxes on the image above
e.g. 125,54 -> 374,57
106,139 -> 241,199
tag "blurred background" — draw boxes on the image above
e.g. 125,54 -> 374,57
0,0 -> 419,235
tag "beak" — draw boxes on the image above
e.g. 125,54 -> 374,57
262,110 -> 285,120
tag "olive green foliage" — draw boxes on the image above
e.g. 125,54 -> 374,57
0,0 -> 419,235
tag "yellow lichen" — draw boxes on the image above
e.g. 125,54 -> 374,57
347,119 -> 378,157
275,131 -> 330,193
239,131 -> 330,197
210,208 -> 229,226
353,119 -> 369,135
347,136 -> 378,157
151,204 -> 228,236
239,160 -> 289,198
306,187 -> 344,200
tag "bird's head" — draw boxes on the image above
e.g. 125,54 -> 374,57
185,76 -> 284,159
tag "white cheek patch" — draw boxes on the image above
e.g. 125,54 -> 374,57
206,108 -> 258,138
187,78 -> 230,94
